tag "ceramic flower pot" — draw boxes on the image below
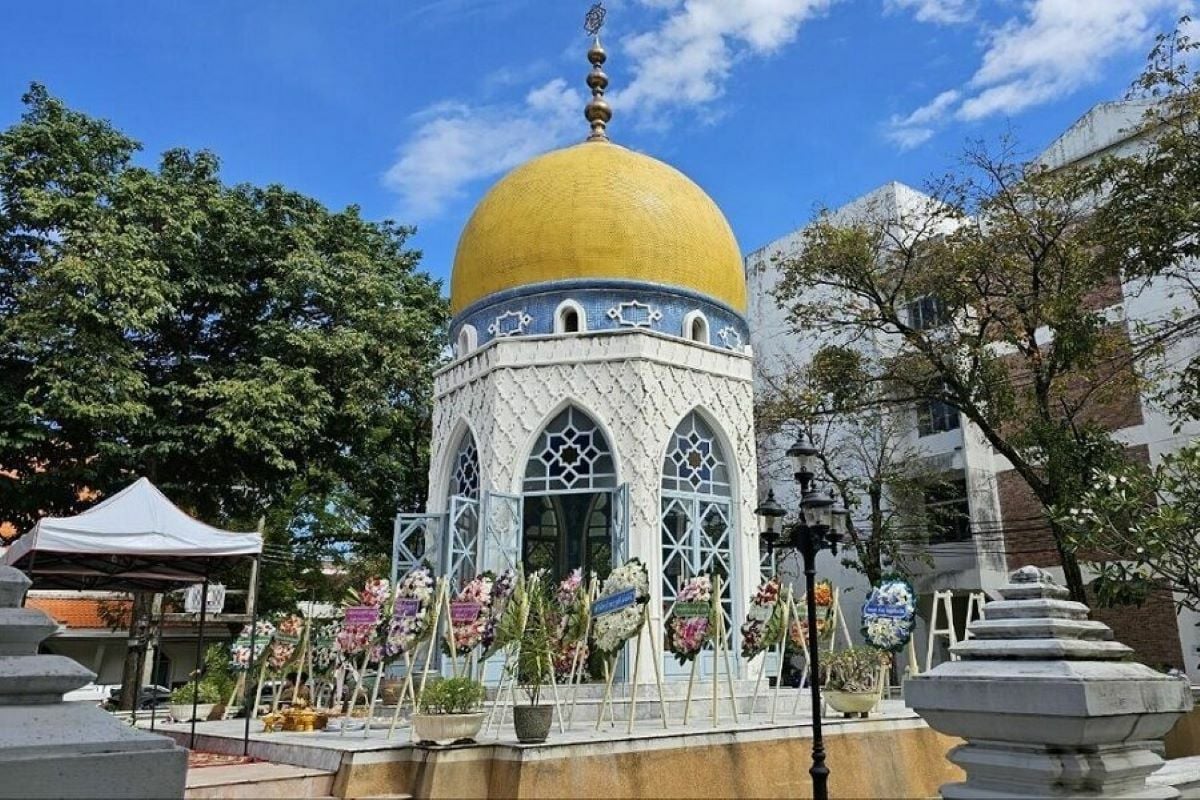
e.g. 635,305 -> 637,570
412,712 -> 484,745
170,702 -> 215,722
824,690 -> 879,716
513,704 -> 553,744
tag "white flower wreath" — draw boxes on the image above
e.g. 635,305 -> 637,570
592,558 -> 650,655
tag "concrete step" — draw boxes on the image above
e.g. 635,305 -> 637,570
185,761 -> 335,799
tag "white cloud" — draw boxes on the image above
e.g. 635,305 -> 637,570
618,0 -> 837,115
382,79 -> 582,219
386,0 -> 837,219
885,0 -> 974,25
886,0 -> 1184,148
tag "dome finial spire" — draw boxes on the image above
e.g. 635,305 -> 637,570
583,3 -> 612,142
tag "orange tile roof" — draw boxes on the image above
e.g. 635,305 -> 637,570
27,597 -> 130,629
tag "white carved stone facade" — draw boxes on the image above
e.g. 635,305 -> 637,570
426,329 -> 760,683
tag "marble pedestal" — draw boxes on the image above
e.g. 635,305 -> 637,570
0,566 -> 186,799
906,565 -> 1194,799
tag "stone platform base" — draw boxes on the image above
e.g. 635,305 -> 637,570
155,700 -> 963,799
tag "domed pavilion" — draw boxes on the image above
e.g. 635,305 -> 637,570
396,32 -> 761,682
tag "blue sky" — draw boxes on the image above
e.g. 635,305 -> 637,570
1,1 -> 1190,291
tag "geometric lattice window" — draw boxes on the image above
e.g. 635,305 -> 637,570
661,411 -> 736,662
661,412 -> 730,497
523,407 -> 616,494
450,433 -> 480,500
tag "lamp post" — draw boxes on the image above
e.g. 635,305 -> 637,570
756,434 -> 848,800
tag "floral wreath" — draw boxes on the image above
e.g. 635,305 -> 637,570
789,579 -> 835,651
229,620 -> 275,672
592,558 -> 650,655
665,575 -> 714,665
480,568 -> 518,656
443,572 -> 495,655
740,577 -> 785,659
311,621 -> 341,674
860,576 -> 916,653
382,564 -> 436,660
550,568 -> 591,679
336,577 -> 391,660
268,614 -> 304,671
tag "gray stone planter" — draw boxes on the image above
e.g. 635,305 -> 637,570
513,704 -> 553,743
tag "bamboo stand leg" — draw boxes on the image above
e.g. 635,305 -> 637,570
647,617 -> 669,729
485,647 -> 513,735
362,657 -> 386,739
596,656 -> 616,731
563,641 -> 583,730
710,576 -> 720,728
411,582 -> 447,742
547,655 -> 566,734
626,609 -> 645,735
792,598 -> 810,717
771,592 -> 792,724
386,652 -> 415,739
683,655 -> 699,725
340,650 -> 371,738
252,658 -> 269,719
715,579 -> 738,724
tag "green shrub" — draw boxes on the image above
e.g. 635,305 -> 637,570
822,646 -> 890,692
169,680 -> 222,704
418,676 -> 486,715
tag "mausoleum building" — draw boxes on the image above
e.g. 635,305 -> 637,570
395,38 -> 761,682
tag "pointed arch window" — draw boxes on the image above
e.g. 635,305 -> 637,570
661,412 -> 736,658
523,406 -> 616,494
445,430 -> 481,586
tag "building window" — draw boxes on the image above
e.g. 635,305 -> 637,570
905,294 -> 948,331
683,311 -> 709,344
554,300 -> 587,334
523,406 -> 616,494
924,477 -> 971,544
456,325 -> 477,356
661,412 -> 735,654
917,384 -> 960,437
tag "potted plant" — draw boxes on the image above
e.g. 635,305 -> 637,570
169,679 -> 221,722
822,646 -> 889,717
412,676 -> 487,745
509,580 -> 556,744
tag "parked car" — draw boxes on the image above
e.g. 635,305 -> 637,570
104,684 -> 171,711
63,683 -> 117,705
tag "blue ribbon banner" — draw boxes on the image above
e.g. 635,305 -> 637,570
592,587 -> 637,617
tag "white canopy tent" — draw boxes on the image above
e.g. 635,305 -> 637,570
2,477 -> 262,591
3,477 -> 264,748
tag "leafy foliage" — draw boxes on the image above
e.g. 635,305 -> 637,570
1060,443 -> 1200,612
0,85 -> 448,612
418,676 -> 486,715
770,135 -> 1141,602
822,646 -> 890,693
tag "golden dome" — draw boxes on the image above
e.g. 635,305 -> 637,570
450,141 -> 746,316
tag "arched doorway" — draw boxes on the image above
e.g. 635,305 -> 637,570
521,406 -> 619,583
660,411 -> 737,677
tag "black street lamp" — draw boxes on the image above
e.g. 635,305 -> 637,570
756,434 -> 849,800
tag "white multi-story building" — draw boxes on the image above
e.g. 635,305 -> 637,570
747,100 -> 1200,680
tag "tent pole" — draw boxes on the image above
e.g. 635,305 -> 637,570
190,568 -> 211,750
131,622 -> 146,729
243,554 -> 260,757
149,599 -> 164,732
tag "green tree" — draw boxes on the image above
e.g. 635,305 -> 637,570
756,345 -> 947,587
771,144 -> 1136,603
0,85 -> 448,700
1060,444 -> 1200,612
1093,21 -> 1200,421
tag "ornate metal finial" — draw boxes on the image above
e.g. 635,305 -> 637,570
583,2 -> 612,142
